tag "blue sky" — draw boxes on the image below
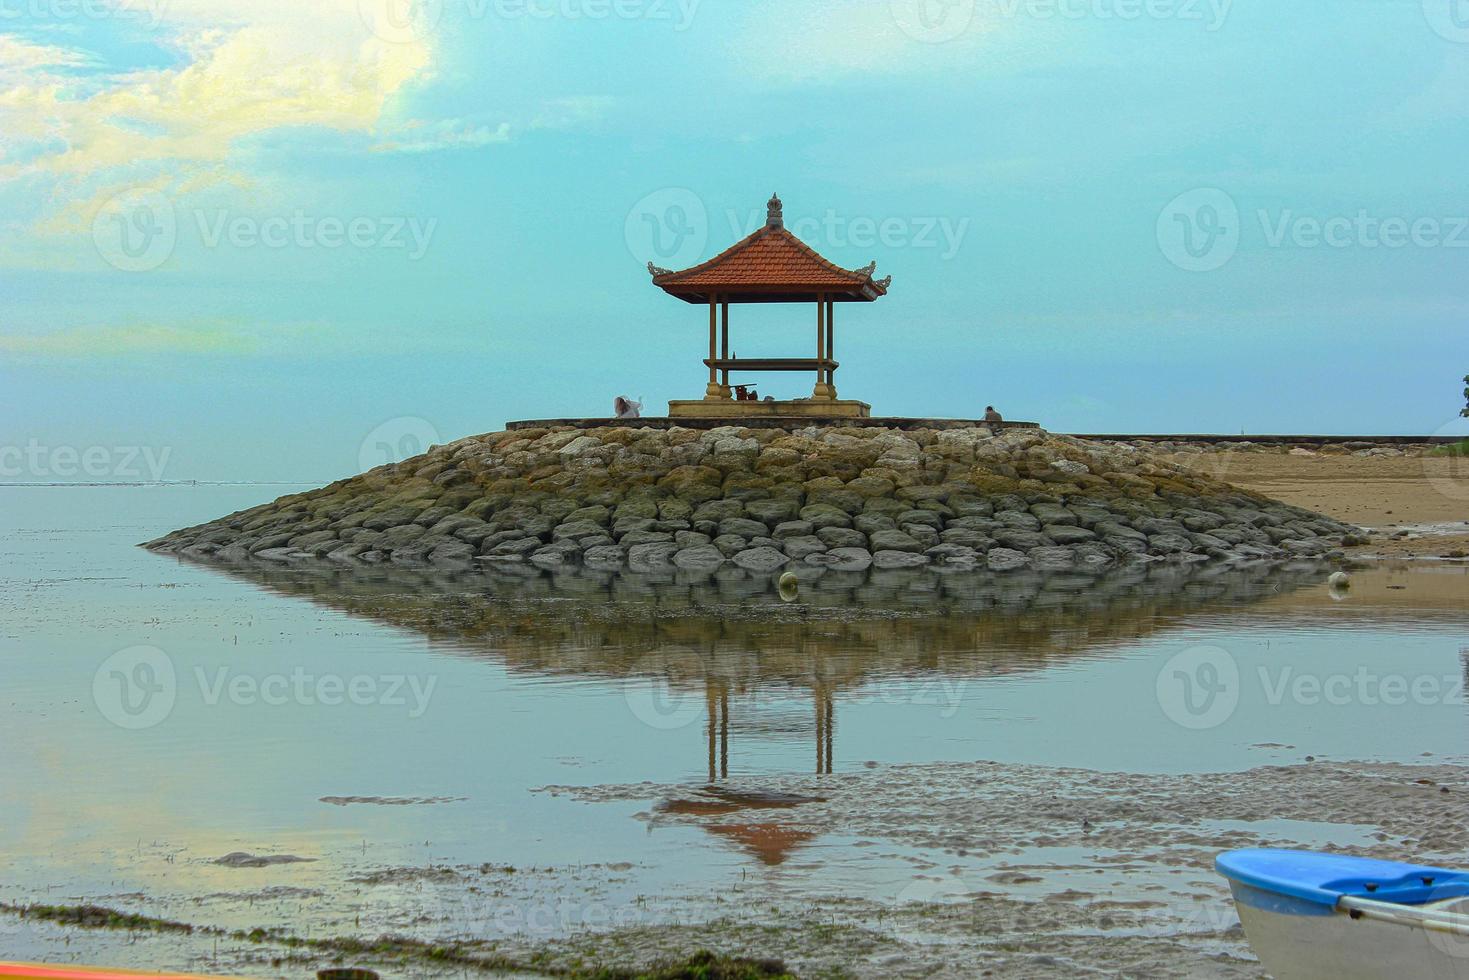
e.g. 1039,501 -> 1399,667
2,0 -> 1467,482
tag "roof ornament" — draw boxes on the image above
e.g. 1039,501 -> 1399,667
647,261 -> 672,278
855,261 -> 877,278
875,275 -> 893,289
766,193 -> 783,230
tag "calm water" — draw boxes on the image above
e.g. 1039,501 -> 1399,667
2,485 -> 1467,963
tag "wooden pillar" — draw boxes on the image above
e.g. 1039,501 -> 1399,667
704,295 -> 722,399
719,688 -> 729,779
720,300 -> 730,397
813,294 -> 833,400
825,300 -> 836,398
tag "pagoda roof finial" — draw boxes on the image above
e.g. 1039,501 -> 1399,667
766,193 -> 783,230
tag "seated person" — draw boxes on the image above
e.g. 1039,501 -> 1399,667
984,405 -> 1003,423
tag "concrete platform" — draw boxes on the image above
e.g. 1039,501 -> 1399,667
505,416 -> 1042,432
668,397 -> 871,419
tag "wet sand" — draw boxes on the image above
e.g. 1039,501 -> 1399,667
12,756 -> 1469,977
1168,451 -> 1469,558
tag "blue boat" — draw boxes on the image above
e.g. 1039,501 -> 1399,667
1217,849 -> 1469,979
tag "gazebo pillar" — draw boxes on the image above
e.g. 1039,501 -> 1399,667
826,299 -> 837,399
812,294 -> 834,400
704,295 -> 724,400
720,299 -> 731,398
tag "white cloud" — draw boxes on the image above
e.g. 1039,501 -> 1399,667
0,0 -> 436,237
372,118 -> 512,153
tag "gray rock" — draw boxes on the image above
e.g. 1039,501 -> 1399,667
781,535 -> 828,560
1147,532 -> 1196,555
326,542 -> 370,562
899,524 -> 940,548
1043,524 -> 1097,545
583,545 -> 628,567
719,517 -> 771,539
552,520 -> 605,541
805,547 -> 873,570
674,544 -> 727,569
816,526 -> 868,549
675,530 -> 712,549
994,511 -> 1041,531
732,546 -> 789,570
872,550 -> 931,569
800,504 -> 854,529
898,509 -> 943,529
854,514 -> 897,535
1028,546 -> 1077,570
713,534 -> 749,557
992,529 -> 1050,551
628,542 -> 680,568
530,542 -> 583,566
620,529 -> 676,546
987,547 -> 1031,572
429,540 -> 476,563
485,536 -> 543,556
745,498 -> 800,524
869,529 -> 924,553
938,528 -> 992,550
925,544 -> 980,565
378,524 -> 429,549
773,520 -> 815,540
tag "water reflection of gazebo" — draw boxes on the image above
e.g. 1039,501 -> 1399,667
703,681 -> 834,781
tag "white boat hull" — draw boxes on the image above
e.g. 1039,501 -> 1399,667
1234,886 -> 1469,980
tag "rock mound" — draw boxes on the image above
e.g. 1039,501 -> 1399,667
144,423 -> 1359,572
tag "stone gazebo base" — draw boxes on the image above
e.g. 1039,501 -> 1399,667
668,398 -> 871,419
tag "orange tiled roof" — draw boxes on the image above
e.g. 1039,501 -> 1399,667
649,195 -> 891,304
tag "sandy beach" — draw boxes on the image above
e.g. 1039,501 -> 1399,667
1164,449 -> 1469,558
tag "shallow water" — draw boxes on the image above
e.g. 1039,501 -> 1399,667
2,485 -> 1467,970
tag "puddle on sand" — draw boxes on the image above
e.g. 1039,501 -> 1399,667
3,485 -> 1469,976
